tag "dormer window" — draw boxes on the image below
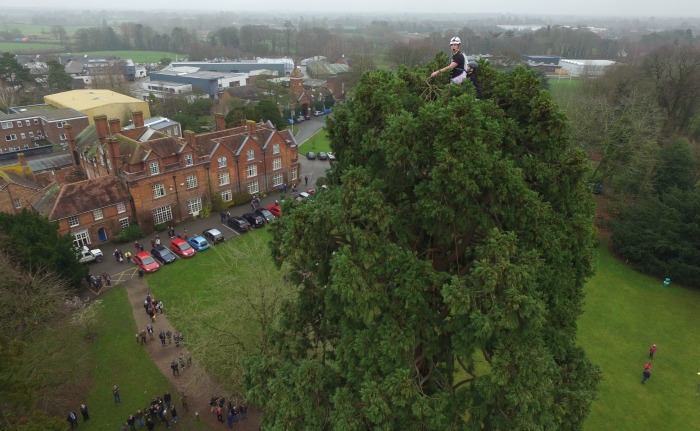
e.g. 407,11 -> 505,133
184,154 -> 193,167
150,161 -> 160,175
247,149 -> 255,161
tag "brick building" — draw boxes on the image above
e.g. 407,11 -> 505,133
0,108 -> 89,154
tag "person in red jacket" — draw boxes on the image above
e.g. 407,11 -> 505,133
649,344 -> 657,359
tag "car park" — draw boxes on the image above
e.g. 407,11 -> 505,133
267,205 -> 281,217
133,251 -> 160,273
306,152 -> 316,160
170,238 -> 195,258
242,212 -> 266,229
227,216 -> 251,233
151,245 -> 177,264
188,235 -> 211,252
202,228 -> 225,245
317,152 -> 328,160
255,208 -> 276,223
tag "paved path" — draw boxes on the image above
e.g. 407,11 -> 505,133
122,278 -> 261,430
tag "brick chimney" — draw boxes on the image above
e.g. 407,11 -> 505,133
184,130 -> 196,147
107,137 -> 121,175
246,120 -> 257,135
64,124 -> 80,166
17,152 -> 27,170
94,115 -> 109,145
215,113 -> 226,131
108,118 -> 121,135
132,111 -> 144,128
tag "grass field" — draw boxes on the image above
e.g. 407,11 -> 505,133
579,242 -> 700,431
73,51 -> 182,63
299,129 -> 331,153
0,42 -> 63,52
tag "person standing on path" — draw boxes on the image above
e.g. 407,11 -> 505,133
67,411 -> 78,429
113,384 -> 121,403
181,392 -> 188,412
171,406 -> 178,423
159,331 -> 166,347
147,324 -> 154,340
649,344 -> 657,359
304,175 -> 308,186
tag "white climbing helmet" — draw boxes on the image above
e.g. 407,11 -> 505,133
450,36 -> 461,45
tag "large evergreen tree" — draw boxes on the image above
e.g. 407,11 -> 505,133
244,60 -> 599,430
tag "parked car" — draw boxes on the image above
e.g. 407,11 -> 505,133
267,205 -> 281,217
187,235 -> 211,252
242,212 -> 266,229
151,245 -> 177,264
286,118 -> 294,125
323,108 -> 332,115
170,237 -> 195,258
133,251 -> 160,273
306,152 -> 316,160
77,246 -> 104,263
295,115 -> 305,123
202,228 -> 225,245
317,152 -> 328,160
296,191 -> 311,202
255,208 -> 276,223
227,216 -> 251,233
327,152 -> 337,161
313,110 -> 323,116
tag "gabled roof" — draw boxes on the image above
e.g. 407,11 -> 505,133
48,176 -> 130,220
30,183 -> 61,216
0,170 -> 42,191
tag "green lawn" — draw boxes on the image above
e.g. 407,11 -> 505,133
20,287 -> 213,430
579,242 -> 700,431
74,51 -> 182,63
299,129 -> 331,153
0,42 -> 63,52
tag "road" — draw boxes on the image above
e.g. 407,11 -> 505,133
83,115 -> 330,292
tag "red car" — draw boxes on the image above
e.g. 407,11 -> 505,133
170,238 -> 195,258
267,204 -> 281,217
133,251 -> 160,273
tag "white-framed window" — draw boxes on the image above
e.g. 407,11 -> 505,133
221,189 -> 232,202
184,154 -> 193,166
12,198 -> 21,209
247,180 -> 259,195
116,201 -> 126,213
15,121 -> 21,127
247,164 -> 257,178
20,133 -> 26,139
187,197 -> 203,215
72,230 -> 90,248
247,149 -> 255,160
152,205 -> 173,224
68,215 -> 79,227
218,156 -> 227,168
186,174 -> 197,189
93,208 -> 103,220
1,122 -> 12,129
25,120 -> 30,126
29,131 -> 33,137
56,121 -> 65,128
152,183 -> 165,199
149,161 -> 160,175
59,134 -> 67,141
5,134 -> 17,141
273,143 -> 280,154
273,158 -> 282,170
273,173 -> 283,187
33,119 -> 39,125
218,171 -> 230,186
291,167 -> 298,180
119,217 -> 130,229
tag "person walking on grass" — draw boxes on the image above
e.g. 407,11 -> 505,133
642,363 -> 652,384
113,384 -> 121,403
649,343 -> 657,359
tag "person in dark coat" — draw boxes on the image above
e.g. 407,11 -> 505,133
79,403 -> 89,420
67,411 -> 78,429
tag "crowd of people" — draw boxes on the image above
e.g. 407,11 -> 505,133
115,391 -> 185,430
209,396 -> 249,428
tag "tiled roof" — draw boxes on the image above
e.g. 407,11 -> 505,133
49,176 -> 130,220
0,170 -> 41,191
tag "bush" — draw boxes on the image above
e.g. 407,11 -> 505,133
200,206 -> 211,218
210,194 -> 227,212
112,225 -> 145,243
231,192 -> 253,206
154,223 -> 168,233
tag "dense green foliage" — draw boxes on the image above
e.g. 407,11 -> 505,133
245,60 -> 599,430
45,59 -> 72,92
0,210 -> 87,288
112,225 -> 145,243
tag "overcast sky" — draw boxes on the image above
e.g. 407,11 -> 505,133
17,0 -> 700,18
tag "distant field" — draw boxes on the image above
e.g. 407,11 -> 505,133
75,50 -> 183,63
0,41 -> 63,52
3,24 -> 94,35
